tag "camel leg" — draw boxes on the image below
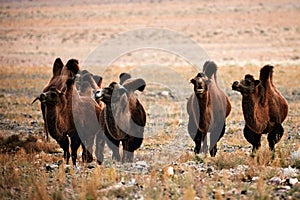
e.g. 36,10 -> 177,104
192,130 -> 202,154
210,123 -> 226,157
122,136 -> 143,163
81,142 -> 93,163
104,129 -> 121,162
57,136 -> 70,164
267,123 -> 284,151
243,125 -> 261,155
95,131 -> 105,165
81,132 -> 94,163
70,134 -> 81,166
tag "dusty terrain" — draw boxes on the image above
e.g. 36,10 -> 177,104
0,0 -> 300,199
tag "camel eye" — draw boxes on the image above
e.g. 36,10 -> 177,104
50,93 -> 57,99
245,80 -> 251,85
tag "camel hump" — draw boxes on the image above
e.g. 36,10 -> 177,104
123,78 -> 146,92
259,65 -> 274,86
119,73 -> 132,85
66,59 -> 80,75
203,61 -> 217,79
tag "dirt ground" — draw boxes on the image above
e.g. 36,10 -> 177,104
0,0 -> 300,199
1,0 -> 300,67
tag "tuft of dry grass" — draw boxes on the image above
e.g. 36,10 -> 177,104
0,65 -> 299,199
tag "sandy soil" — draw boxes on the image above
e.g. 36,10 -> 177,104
0,0 -> 300,67
0,1 -> 300,199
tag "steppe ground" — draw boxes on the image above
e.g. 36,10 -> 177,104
0,0 -> 300,199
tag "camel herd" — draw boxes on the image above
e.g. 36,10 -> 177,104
33,58 -> 289,165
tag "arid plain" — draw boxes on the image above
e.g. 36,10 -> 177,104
0,0 -> 300,199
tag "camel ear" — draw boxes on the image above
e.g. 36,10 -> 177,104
190,79 -> 196,85
53,58 -> 63,77
254,80 -> 261,86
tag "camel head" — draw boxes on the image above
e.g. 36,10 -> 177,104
190,72 -> 211,95
32,86 -> 65,106
94,82 -> 128,105
94,76 -> 146,104
232,74 -> 261,94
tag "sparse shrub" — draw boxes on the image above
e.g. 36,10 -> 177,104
209,151 -> 247,170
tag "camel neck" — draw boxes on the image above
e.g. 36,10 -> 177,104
241,93 -> 267,133
45,104 -> 61,140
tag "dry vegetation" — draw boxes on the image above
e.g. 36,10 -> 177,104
1,0 -> 300,199
0,64 -> 299,199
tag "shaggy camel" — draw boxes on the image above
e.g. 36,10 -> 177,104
33,59 -> 105,165
40,58 -> 79,141
95,76 -> 146,162
232,65 -> 288,154
187,61 -> 231,156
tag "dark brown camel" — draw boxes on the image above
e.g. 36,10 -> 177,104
94,76 -> 146,162
187,61 -> 231,156
232,65 -> 288,154
33,59 -> 105,165
40,58 -> 79,141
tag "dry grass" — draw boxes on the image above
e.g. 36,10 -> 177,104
0,65 -> 299,199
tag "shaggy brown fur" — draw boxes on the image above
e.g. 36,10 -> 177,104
232,65 -> 288,154
95,75 -> 146,163
187,61 -> 231,156
38,58 -> 79,141
33,59 -> 105,165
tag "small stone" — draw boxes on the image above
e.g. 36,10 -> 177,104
57,160 -> 63,166
252,176 -> 259,182
136,161 -> 148,167
45,164 -> 51,172
283,166 -> 298,178
289,178 -> 298,186
160,91 -> 169,97
167,166 -> 174,176
65,167 -> 70,173
87,164 -> 95,169
241,190 -> 247,195
129,178 -> 137,185
120,177 -> 125,185
269,177 -> 283,185
207,166 -> 214,174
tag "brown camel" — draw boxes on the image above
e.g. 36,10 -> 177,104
33,59 -> 105,165
39,58 -> 79,141
95,76 -> 146,162
187,61 -> 231,156
232,65 -> 288,154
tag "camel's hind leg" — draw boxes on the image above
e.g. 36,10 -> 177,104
267,123 -> 284,151
243,125 -> 261,155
